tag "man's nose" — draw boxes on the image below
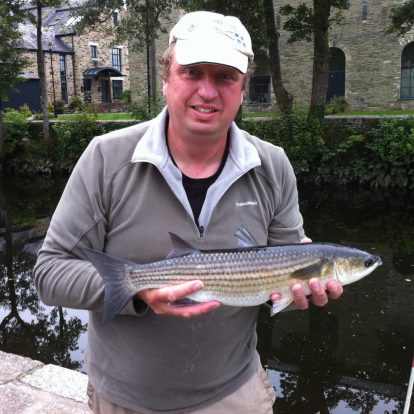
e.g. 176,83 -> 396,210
198,77 -> 219,100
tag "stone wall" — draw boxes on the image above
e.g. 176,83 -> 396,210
129,9 -> 183,106
275,0 -> 414,109
22,14 -> 130,110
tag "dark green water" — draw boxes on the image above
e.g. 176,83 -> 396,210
1,177 -> 413,413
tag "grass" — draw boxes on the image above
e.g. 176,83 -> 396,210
55,113 -> 135,121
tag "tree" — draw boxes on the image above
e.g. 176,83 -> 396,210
0,0 -> 29,160
74,0 -> 176,109
281,0 -> 349,119
26,0 -> 63,144
387,0 -> 414,36
186,0 -> 294,113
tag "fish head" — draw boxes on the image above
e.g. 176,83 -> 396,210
334,251 -> 382,285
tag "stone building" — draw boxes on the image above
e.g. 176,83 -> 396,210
130,2 -> 414,112
7,1 -> 130,113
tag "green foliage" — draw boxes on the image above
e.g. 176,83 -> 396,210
0,1 -> 30,101
241,109 -> 326,174
129,97 -> 165,121
3,109 -> 30,155
387,0 -> 414,36
52,114 -> 105,172
2,106 -> 414,188
122,90 -> 132,104
18,104 -> 32,118
68,96 -> 85,112
325,96 -> 349,114
74,0 -> 175,53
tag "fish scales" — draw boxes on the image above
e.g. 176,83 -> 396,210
126,247 -> 331,295
84,228 -> 383,324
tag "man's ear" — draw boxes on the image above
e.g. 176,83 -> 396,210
162,80 -> 168,98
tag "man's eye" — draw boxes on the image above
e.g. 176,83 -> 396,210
218,72 -> 237,82
183,68 -> 198,77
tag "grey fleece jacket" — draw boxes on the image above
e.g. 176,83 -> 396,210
34,108 -> 305,413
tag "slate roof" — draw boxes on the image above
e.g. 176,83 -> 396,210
18,1 -> 85,53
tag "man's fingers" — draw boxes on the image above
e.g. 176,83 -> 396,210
326,279 -> 343,299
159,280 -> 204,303
308,278 -> 329,307
136,281 -> 221,318
291,283 -> 309,310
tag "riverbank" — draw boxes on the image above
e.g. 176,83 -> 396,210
0,350 -> 90,413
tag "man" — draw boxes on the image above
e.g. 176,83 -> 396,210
34,11 -> 343,414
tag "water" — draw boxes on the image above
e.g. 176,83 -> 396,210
0,177 -> 413,413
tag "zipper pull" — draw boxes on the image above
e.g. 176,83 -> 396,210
199,226 -> 205,238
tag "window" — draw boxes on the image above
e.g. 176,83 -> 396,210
248,75 -> 271,105
401,43 -> 414,99
112,12 -> 119,26
90,45 -> 97,59
362,4 -> 368,21
112,48 -> 122,71
112,80 -> 123,100
59,54 -> 68,103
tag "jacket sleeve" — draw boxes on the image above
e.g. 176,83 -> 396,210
267,148 -> 305,245
33,137 -> 138,316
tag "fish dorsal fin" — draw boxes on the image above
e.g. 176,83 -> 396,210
291,259 -> 334,280
167,233 -> 199,259
234,226 -> 259,248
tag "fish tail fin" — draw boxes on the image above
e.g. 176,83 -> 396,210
84,248 -> 133,325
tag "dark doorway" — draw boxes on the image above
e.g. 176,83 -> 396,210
100,79 -> 110,103
326,48 -> 345,102
83,79 -> 91,104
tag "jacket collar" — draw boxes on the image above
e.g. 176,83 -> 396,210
131,107 -> 261,171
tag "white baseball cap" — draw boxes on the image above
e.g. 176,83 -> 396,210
169,11 -> 254,74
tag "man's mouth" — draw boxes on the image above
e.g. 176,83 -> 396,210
193,106 -> 216,114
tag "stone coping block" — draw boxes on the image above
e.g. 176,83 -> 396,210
21,364 -> 88,404
0,351 -> 43,385
0,351 -> 89,413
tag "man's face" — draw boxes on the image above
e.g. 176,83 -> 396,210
163,54 -> 245,142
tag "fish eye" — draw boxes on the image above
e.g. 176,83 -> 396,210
364,257 -> 374,267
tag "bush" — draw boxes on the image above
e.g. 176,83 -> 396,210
68,96 -> 84,112
52,114 -> 105,172
122,90 -> 131,104
129,97 -> 165,121
325,96 -> 349,114
3,109 -> 30,155
241,109 -> 326,174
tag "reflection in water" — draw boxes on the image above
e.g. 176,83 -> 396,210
0,178 -> 413,413
0,177 -> 87,371
256,184 -> 414,413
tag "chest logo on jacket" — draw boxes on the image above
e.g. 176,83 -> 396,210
236,200 -> 258,207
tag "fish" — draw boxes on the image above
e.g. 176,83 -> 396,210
84,227 -> 382,324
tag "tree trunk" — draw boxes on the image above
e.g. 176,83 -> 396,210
36,0 -> 51,143
263,0 -> 294,113
0,104 -> 4,161
308,0 -> 331,120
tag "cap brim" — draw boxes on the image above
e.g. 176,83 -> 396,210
175,39 -> 248,74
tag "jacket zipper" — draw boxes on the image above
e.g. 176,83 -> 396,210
198,225 -> 205,238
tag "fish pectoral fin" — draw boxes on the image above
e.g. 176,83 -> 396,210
168,298 -> 200,307
234,226 -> 259,248
167,233 -> 200,259
290,259 -> 333,280
270,296 -> 293,316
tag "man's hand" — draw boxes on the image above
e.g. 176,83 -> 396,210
136,280 -> 221,318
270,236 -> 344,309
